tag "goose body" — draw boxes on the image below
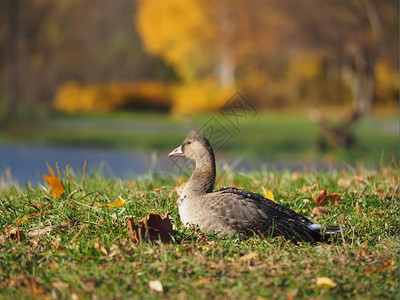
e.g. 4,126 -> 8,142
169,136 -> 343,243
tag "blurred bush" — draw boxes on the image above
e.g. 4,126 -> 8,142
171,77 -> 235,115
53,81 -> 171,113
375,60 -> 399,104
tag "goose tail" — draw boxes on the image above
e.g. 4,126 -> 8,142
307,223 -> 345,235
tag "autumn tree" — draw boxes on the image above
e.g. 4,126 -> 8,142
136,0 -> 398,115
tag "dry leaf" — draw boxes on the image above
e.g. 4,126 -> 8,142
364,261 -> 394,274
239,252 -> 257,262
31,202 -> 52,209
108,244 -> 121,258
338,178 -> 351,188
43,163 -> 65,198
105,196 -> 126,209
127,212 -> 173,243
7,226 -> 25,242
148,280 -> 163,293
52,281 -> 69,290
94,241 -> 108,255
17,216 -> 29,224
262,187 -> 275,202
313,187 -> 341,206
27,220 -> 79,238
312,206 -> 330,216
193,277 -> 212,287
316,277 -> 337,289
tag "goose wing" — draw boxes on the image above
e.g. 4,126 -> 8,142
209,187 -> 321,242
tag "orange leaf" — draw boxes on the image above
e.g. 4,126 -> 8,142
127,212 -> 173,243
43,163 -> 64,198
312,187 -> 342,206
364,261 -> 394,274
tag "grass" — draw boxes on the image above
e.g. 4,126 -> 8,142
1,110 -> 398,166
0,163 -> 398,299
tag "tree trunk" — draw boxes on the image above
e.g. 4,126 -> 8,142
7,0 -> 19,115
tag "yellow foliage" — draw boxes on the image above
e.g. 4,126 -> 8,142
289,54 -> 322,80
105,196 -> 126,209
261,187 -> 275,202
136,0 -> 215,79
171,78 -> 235,115
375,60 -> 399,103
53,81 -> 171,113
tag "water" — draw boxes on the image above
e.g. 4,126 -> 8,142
0,143 -> 173,186
0,143 -> 330,187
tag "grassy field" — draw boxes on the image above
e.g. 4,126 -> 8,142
0,163 -> 398,299
1,110 -> 398,166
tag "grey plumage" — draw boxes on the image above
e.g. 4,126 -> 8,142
168,135 -> 344,243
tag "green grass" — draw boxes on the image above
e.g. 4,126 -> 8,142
0,164 -> 398,299
1,111 -> 398,165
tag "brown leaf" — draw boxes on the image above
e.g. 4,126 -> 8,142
7,226 -> 25,242
364,261 -> 394,274
52,281 -> 69,290
312,187 -> 342,206
108,244 -> 122,258
127,212 -> 173,243
94,241 -> 108,255
193,277 -> 212,287
312,206 -> 330,216
313,187 -> 328,205
238,252 -> 257,262
27,220 -> 79,238
43,163 -> 65,198
31,202 -> 52,209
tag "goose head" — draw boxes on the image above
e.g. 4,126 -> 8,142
168,136 -> 214,163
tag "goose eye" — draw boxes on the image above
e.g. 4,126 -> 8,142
186,141 -> 191,145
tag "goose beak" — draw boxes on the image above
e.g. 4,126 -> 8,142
168,145 -> 184,157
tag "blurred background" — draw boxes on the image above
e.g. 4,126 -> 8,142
0,0 -> 398,185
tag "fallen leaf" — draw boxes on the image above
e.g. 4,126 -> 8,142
313,187 -> 342,206
316,277 -> 337,289
31,202 -> 52,209
312,206 -> 330,216
286,289 -> 298,300
291,172 -> 301,179
108,244 -> 122,258
239,252 -> 258,262
338,178 -> 351,188
7,276 -> 48,297
148,280 -> 163,293
17,216 -> 29,224
193,277 -> 212,287
364,261 -> 394,274
94,241 -> 108,255
27,220 -> 79,238
105,196 -> 126,209
262,187 -> 275,202
7,226 -> 25,242
52,281 -> 69,290
127,212 -> 173,243
265,265 -> 280,271
43,163 -> 65,198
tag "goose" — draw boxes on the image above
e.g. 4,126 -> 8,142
168,135 -> 344,243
